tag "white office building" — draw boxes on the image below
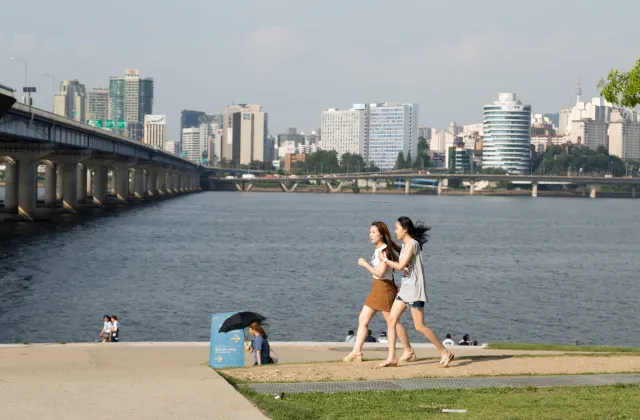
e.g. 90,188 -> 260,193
163,140 -> 180,155
182,127 -> 202,163
482,93 -> 532,174
143,114 -> 166,149
320,108 -> 366,158
365,102 -> 418,171
609,109 -> 640,159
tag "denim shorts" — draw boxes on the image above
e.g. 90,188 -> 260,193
395,296 -> 425,308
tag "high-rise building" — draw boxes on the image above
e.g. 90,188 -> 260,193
182,127 -> 201,162
418,125 -> 432,140
365,102 -> 418,170
86,88 -> 109,122
320,108 -> 366,158
199,115 -> 219,165
164,140 -> 180,155
278,128 -> 306,147
143,115 -> 166,149
482,93 -> 532,174
609,109 -> 640,159
108,69 -> 154,140
232,105 -> 267,164
219,104 -> 268,164
570,119 -> 607,149
53,80 -> 86,122
180,110 -> 206,144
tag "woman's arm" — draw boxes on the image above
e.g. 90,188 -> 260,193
255,350 -> 262,365
384,242 -> 414,271
357,257 -> 387,278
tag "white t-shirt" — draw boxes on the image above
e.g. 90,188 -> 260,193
103,321 -> 112,334
372,244 -> 393,280
378,337 -> 389,344
112,321 -> 119,332
345,335 -> 355,343
443,338 -> 455,346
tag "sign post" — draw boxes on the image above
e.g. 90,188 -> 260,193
209,312 -> 245,368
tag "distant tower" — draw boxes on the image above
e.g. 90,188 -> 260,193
575,77 -> 583,105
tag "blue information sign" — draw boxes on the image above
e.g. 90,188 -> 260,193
209,312 -> 245,368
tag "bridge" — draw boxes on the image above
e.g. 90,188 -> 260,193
0,96 -> 202,221
209,172 -> 640,198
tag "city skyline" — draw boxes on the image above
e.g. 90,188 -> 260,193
2,1 -> 639,139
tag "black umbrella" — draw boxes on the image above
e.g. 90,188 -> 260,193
218,311 -> 266,333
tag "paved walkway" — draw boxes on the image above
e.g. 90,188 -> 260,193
0,344 -> 267,420
247,374 -> 640,394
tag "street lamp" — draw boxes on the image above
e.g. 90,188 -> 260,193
9,57 -> 28,104
39,72 -> 55,112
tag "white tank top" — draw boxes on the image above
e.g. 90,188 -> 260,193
372,244 -> 393,280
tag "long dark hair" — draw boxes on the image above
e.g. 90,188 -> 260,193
249,321 -> 268,340
371,221 -> 401,261
397,216 -> 430,250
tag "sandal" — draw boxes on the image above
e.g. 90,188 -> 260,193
439,352 -> 455,368
343,353 -> 363,363
399,349 -> 417,363
377,358 -> 398,368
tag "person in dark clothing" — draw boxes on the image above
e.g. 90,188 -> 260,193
249,321 -> 272,366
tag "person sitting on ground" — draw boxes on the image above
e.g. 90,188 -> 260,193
473,340 -> 478,346
378,331 -> 388,344
459,334 -> 471,346
109,315 -> 120,342
249,321 -> 272,366
442,333 -> 455,346
365,329 -> 377,343
99,315 -> 112,343
345,330 -> 355,343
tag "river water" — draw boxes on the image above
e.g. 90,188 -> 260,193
0,191 -> 638,346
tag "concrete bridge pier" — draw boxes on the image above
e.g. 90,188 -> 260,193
469,180 -> 476,196
77,164 -> 88,204
114,167 -> 129,203
44,161 -> 57,207
61,163 -> 78,213
632,186 -> 637,199
133,168 -> 145,200
56,166 -> 63,201
437,181 -> 443,196
372,182 -> 377,194
17,158 -> 38,220
3,158 -> 18,213
93,165 -> 108,207
581,185 -> 587,197
405,179 -> 410,195
532,181 -> 538,198
147,170 -> 158,197
590,185 -> 598,199
157,171 -> 167,196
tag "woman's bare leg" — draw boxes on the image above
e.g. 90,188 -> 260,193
383,300 -> 407,363
381,310 -> 413,358
409,308 -> 449,358
347,305 -> 377,357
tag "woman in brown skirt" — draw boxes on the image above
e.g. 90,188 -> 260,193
343,221 -> 416,363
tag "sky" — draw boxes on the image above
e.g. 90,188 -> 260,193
1,0 -> 639,139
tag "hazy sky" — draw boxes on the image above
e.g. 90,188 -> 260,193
1,0 -> 639,138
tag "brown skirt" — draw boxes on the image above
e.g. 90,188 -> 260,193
364,278 -> 398,312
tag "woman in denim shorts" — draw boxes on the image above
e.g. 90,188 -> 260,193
378,216 -> 455,368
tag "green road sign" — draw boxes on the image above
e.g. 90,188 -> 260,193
106,120 -> 115,128
87,119 -> 103,128
117,120 -> 127,129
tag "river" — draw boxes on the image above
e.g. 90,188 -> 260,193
0,191 -> 638,346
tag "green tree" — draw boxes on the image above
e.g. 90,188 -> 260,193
340,152 -> 365,173
405,151 -> 413,168
598,58 -> 640,108
415,137 -> 431,169
394,151 -> 405,170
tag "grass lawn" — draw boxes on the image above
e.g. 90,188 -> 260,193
488,342 -> 640,353
234,383 -> 640,420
